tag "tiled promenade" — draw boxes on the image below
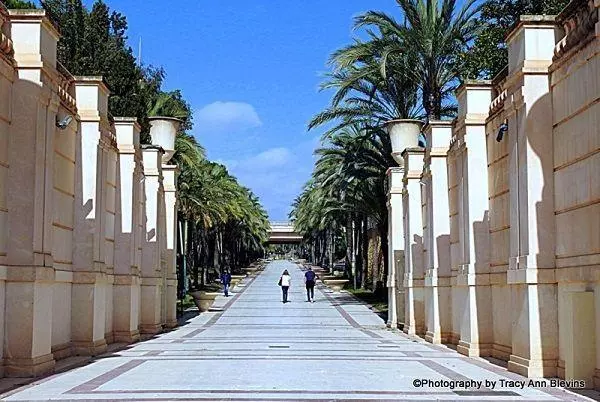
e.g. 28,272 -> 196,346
2,261 -> 597,401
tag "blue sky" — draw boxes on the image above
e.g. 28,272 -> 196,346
90,0 -> 400,220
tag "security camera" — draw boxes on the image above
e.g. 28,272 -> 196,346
496,121 -> 508,142
56,115 -> 73,130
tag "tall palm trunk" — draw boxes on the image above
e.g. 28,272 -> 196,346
361,218 -> 368,289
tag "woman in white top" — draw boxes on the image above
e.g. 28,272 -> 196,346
279,270 -> 291,303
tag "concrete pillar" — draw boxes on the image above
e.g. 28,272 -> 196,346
72,77 -> 111,356
102,139 -> 117,345
402,149 -> 425,336
140,147 -> 164,335
386,167 -> 403,328
162,165 -> 178,329
3,10 -> 59,377
113,118 -> 142,343
422,121 -> 453,344
0,4 -> 14,377
505,17 -> 559,378
453,82 -> 494,357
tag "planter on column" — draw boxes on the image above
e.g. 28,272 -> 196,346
148,117 -> 180,329
384,119 -> 423,329
148,117 -> 181,164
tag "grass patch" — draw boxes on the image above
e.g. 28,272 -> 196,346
347,288 -> 388,313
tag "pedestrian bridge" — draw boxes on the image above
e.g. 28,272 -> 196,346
268,221 -> 302,243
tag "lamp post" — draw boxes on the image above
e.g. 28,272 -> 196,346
383,119 -> 424,329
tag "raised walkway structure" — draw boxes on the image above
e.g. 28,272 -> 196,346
2,261 -> 594,401
267,221 -> 302,244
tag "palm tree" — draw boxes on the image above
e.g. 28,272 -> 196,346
309,35 -> 421,139
355,0 -> 481,119
292,125 -> 393,288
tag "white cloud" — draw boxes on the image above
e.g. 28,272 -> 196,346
242,147 -> 293,169
222,137 -> 319,220
195,101 -> 262,134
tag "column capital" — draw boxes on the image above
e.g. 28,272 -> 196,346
424,120 -> 453,155
506,15 -> 558,75
141,146 -> 164,177
9,9 -> 59,70
456,81 -> 493,127
162,164 -> 178,193
114,117 -> 141,154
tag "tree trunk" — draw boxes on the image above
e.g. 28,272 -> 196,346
361,218 -> 368,289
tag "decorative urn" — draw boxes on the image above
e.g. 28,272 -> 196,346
148,117 -> 182,163
383,119 -> 424,165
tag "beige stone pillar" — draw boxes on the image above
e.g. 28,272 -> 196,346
386,167 -> 403,328
140,147 -> 164,335
402,149 -> 425,336
504,17 -> 559,378
422,121 -> 453,344
162,165 -> 178,328
113,118 -> 142,343
103,139 -> 117,345
453,82 -> 494,357
71,77 -> 111,356
0,4 -> 14,377
3,10 -> 59,377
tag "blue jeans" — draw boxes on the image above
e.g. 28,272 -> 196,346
282,286 -> 289,303
223,284 -> 230,297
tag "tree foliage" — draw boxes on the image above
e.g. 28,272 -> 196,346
458,0 -> 570,80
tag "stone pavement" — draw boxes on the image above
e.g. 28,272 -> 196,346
2,261 -> 598,401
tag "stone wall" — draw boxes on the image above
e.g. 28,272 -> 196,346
0,8 -> 178,378
393,0 -> 600,389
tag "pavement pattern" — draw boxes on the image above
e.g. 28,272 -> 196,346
2,260 -> 598,401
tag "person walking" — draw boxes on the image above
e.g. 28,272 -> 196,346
304,266 -> 317,302
220,269 -> 232,297
278,269 -> 291,303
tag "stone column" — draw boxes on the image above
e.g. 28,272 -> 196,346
112,118 -> 141,343
402,149 -> 425,336
505,17 -> 559,378
140,147 -> 164,335
0,4 -> 13,377
422,121 -> 453,344
3,10 -> 59,377
103,138 -> 117,345
162,165 -> 178,328
453,82 -> 494,357
386,167 -> 404,328
71,76 -> 111,356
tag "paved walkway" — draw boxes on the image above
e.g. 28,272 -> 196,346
2,261 -> 597,401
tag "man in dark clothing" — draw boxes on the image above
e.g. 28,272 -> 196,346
304,267 -> 317,302
221,270 -> 232,297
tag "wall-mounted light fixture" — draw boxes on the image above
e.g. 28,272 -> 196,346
55,114 -> 73,130
496,119 -> 508,142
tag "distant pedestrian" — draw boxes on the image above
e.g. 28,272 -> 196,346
304,266 -> 317,302
221,269 -> 232,297
278,269 -> 291,303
